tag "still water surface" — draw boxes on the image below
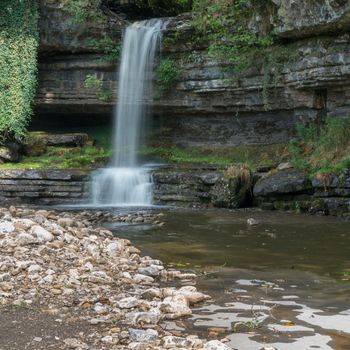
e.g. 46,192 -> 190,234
106,209 -> 350,350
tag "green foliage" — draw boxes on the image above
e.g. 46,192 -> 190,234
140,144 -> 285,167
289,116 -> 350,176
0,145 -> 111,170
192,0 -> 274,58
155,59 -> 181,96
85,36 -> 121,62
191,0 -> 298,109
84,74 -> 113,102
67,2 -> 120,62
66,0 -> 105,24
141,146 -> 232,165
0,0 -> 39,141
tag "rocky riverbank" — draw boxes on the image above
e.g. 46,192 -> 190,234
0,166 -> 349,217
0,206 -> 231,350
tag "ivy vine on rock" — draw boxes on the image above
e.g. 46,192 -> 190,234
0,0 -> 39,142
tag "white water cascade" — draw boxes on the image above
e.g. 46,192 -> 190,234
91,19 -> 164,206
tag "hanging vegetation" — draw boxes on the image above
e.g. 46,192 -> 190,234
0,0 -> 39,142
191,0 -> 298,109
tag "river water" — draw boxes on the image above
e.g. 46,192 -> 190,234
104,209 -> 350,350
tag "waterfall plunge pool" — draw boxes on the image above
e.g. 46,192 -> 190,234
100,208 -> 350,350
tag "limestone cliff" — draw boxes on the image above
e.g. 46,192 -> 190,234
35,0 -> 350,147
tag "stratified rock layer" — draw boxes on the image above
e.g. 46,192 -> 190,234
0,167 -> 348,216
35,1 -> 350,147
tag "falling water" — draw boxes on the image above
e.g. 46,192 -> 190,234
91,19 -> 163,206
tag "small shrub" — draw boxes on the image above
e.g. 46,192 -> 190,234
85,37 -> 121,62
66,0 -> 105,24
155,59 -> 181,96
289,116 -> 350,176
84,74 -> 113,102
225,164 -> 252,186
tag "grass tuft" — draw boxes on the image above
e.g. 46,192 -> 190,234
289,116 -> 350,176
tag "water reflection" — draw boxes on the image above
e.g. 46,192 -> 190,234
107,209 -> 350,349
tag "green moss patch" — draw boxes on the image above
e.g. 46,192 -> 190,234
0,146 -> 111,170
141,144 -> 286,168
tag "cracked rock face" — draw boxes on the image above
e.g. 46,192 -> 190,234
0,206 -> 229,349
272,0 -> 350,38
35,2 -> 350,149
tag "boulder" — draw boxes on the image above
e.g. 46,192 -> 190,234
30,225 -> 54,242
253,170 -> 312,197
117,297 -> 140,309
0,144 -> 20,162
128,329 -> 158,343
203,340 -> 232,350
125,309 -> 162,326
247,218 -> 260,226
46,133 -> 90,147
138,264 -> 164,277
17,233 -> 36,245
24,132 -> 91,154
162,336 -> 197,349
23,132 -> 48,156
0,222 -> 15,234
160,294 -> 192,319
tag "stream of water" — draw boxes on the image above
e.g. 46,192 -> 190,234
91,19 -> 163,206
103,209 -> 350,350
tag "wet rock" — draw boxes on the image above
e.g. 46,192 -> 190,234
160,294 -> 192,319
0,222 -> 15,234
46,133 -> 90,147
14,218 -> 35,230
203,340 -> 232,350
46,240 -> 64,249
63,338 -> 89,349
253,170 -> 312,197
247,218 -> 260,226
128,328 -> 159,342
133,273 -> 154,284
277,162 -> 293,171
138,264 -> 164,277
57,217 -> 74,227
30,225 -> 54,242
0,145 -> 19,162
0,273 -> 11,282
163,286 -> 211,305
141,288 -> 162,300
51,288 -> 62,295
125,309 -> 162,326
106,241 -> 124,256
101,335 -> 116,345
162,335 -> 198,348
28,264 -> 42,274
118,297 -> 140,309
17,233 -> 36,245
208,327 -> 226,339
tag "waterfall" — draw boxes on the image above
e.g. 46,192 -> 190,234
91,19 -> 163,206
